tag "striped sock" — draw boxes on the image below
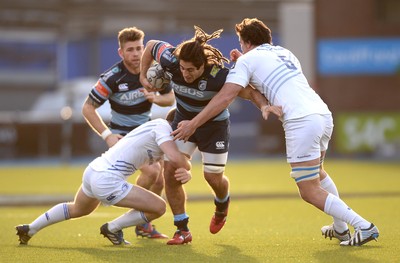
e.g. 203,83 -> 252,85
29,203 -> 70,235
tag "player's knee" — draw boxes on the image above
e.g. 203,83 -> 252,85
154,174 -> 165,187
163,169 -> 181,187
298,188 -> 314,204
146,165 -> 162,179
163,161 -> 177,177
319,168 -> 328,180
204,170 -> 226,189
290,165 -> 320,183
156,199 -> 167,217
69,204 -> 91,218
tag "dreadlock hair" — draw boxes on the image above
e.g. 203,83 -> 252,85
175,26 -> 229,69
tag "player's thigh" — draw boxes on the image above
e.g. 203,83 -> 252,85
116,185 -> 165,212
140,162 -> 162,177
196,120 -> 230,155
163,139 -> 196,177
201,151 -> 228,174
284,114 -> 327,163
70,186 -> 100,217
196,121 -> 229,174
173,140 -> 197,158
320,114 -> 333,152
84,168 -> 133,207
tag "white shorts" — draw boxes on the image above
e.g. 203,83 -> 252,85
283,114 -> 333,163
81,166 -> 133,206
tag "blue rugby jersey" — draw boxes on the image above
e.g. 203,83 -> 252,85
89,61 -> 172,132
151,41 -> 230,122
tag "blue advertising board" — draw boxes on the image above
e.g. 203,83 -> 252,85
318,38 -> 400,75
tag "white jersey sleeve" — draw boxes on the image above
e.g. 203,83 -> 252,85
89,119 -> 173,177
227,44 -> 331,121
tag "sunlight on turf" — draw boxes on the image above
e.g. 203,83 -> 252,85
1,160 -> 400,262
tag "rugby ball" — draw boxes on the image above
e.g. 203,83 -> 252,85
146,64 -> 171,90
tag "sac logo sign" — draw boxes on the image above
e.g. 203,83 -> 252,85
335,113 -> 400,156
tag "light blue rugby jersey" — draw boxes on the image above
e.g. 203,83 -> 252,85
227,44 -> 331,121
89,119 -> 173,177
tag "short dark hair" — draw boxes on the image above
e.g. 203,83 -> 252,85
235,18 -> 272,46
174,26 -> 229,69
118,27 -> 145,48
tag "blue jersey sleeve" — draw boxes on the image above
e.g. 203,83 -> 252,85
151,41 -> 179,73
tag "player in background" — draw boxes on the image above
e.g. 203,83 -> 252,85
15,113 -> 191,246
172,18 -> 379,247
82,27 -> 175,238
140,26 -> 270,245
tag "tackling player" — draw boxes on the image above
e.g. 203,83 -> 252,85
173,18 -> 379,247
15,114 -> 191,246
82,27 -> 174,238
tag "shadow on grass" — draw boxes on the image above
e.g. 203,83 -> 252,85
15,243 -> 259,263
313,244 -> 382,263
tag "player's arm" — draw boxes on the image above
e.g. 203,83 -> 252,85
82,96 -> 122,147
237,85 -> 268,108
160,141 -> 191,171
160,140 -> 192,184
237,85 -> 282,119
153,89 -> 175,106
82,96 -> 107,135
140,40 -> 175,105
140,40 -> 158,91
142,88 -> 175,106
172,82 -> 242,141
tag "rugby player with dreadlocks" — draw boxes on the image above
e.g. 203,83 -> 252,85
140,26 -> 269,245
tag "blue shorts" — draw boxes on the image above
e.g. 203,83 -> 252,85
171,109 -> 230,154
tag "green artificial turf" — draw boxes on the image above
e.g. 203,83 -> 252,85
0,159 -> 399,262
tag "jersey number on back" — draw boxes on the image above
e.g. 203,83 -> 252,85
278,56 -> 297,70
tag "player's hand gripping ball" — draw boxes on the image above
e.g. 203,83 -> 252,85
146,64 -> 171,90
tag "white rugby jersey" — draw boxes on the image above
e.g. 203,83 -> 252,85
227,44 -> 331,121
89,119 -> 173,177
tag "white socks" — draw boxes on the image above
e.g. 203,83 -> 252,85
27,203 -> 148,236
320,175 -> 348,232
320,175 -> 339,196
324,193 -> 371,230
29,203 -> 70,236
107,210 -> 148,232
